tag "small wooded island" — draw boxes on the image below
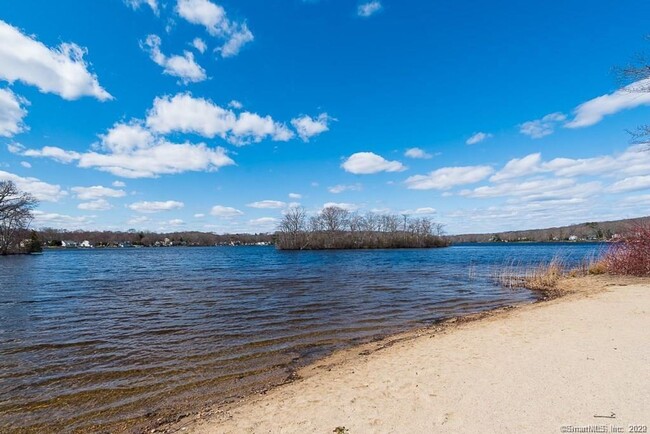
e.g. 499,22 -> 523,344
276,206 -> 450,250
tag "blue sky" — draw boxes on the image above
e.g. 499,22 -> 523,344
2,0 -> 650,234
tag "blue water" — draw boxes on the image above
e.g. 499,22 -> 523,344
0,243 -> 605,432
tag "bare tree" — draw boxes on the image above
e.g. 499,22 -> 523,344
277,207 -> 309,250
616,53 -> 650,139
0,181 -> 38,255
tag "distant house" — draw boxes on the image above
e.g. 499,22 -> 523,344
568,235 -> 578,242
80,240 -> 93,248
61,240 -> 78,248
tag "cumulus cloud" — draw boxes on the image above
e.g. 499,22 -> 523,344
288,193 -> 302,199
20,161 -> 31,168
142,34 -> 207,84
341,152 -> 406,174
32,211 -> 93,229
291,113 -> 331,141
466,132 -> 493,145
71,185 -> 126,200
0,170 -> 66,201
606,175 -> 650,193
0,20 -> 111,101
79,141 -> 234,178
175,0 -> 254,57
192,37 -> 207,53
328,183 -> 362,194
404,147 -> 432,159
145,92 -> 293,144
247,200 -> 286,209
401,207 -> 437,215
490,144 -> 650,182
129,200 -> 184,213
112,180 -> 126,187
358,1 -> 382,17
99,121 -> 154,153
490,153 -> 543,182
228,100 -> 243,109
405,165 -> 494,190
210,205 -> 243,217
10,144 -> 81,163
78,199 -> 113,211
249,217 -> 279,227
124,0 -> 158,13
566,79 -> 650,128
519,112 -> 566,139
127,216 -> 150,225
0,88 -> 28,137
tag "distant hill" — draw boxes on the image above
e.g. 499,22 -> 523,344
448,216 -> 650,243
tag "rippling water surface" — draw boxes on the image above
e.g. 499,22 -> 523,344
0,243 -> 603,432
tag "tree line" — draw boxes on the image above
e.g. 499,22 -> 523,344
37,228 -> 273,247
276,206 -> 450,250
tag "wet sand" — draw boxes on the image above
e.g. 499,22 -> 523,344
171,275 -> 650,433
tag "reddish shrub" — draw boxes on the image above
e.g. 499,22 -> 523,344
603,223 -> 650,276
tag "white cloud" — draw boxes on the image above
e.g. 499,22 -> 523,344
490,153 -> 542,182
342,152 -> 406,174
519,112 -> 566,139
127,216 -> 150,225
404,147 -> 432,159
228,100 -> 243,109
20,161 -> 31,168
176,0 -> 254,57
0,88 -> 28,137
192,37 -> 207,53
328,183 -> 362,194
566,79 -> 650,128
466,132 -> 493,145
0,170 -> 66,201
9,143 -> 81,163
606,175 -> 650,193
128,200 -> 184,213
322,202 -> 359,211
249,217 -> 279,226
78,199 -> 112,211
401,207 -> 437,215
288,192 -> 302,199
71,185 -> 126,200
145,92 -> 293,144
219,23 -> 254,58
124,0 -> 159,14
112,180 -> 126,187
489,144 -> 650,182
194,213 -> 205,218
99,121 -> 154,153
291,113 -> 331,141
247,200 -> 286,209
405,165 -> 494,190
165,218 -> 185,226
210,205 -> 243,217
358,1 -> 382,17
32,211 -> 93,228
142,34 -> 207,84
0,20 -> 111,101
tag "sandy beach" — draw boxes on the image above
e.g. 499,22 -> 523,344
170,275 -> 650,434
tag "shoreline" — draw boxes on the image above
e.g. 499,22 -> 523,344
162,274 -> 650,433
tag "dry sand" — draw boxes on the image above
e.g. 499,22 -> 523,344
175,276 -> 650,434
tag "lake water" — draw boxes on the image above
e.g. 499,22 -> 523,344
0,243 -> 605,433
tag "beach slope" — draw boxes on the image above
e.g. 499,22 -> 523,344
184,276 -> 650,433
